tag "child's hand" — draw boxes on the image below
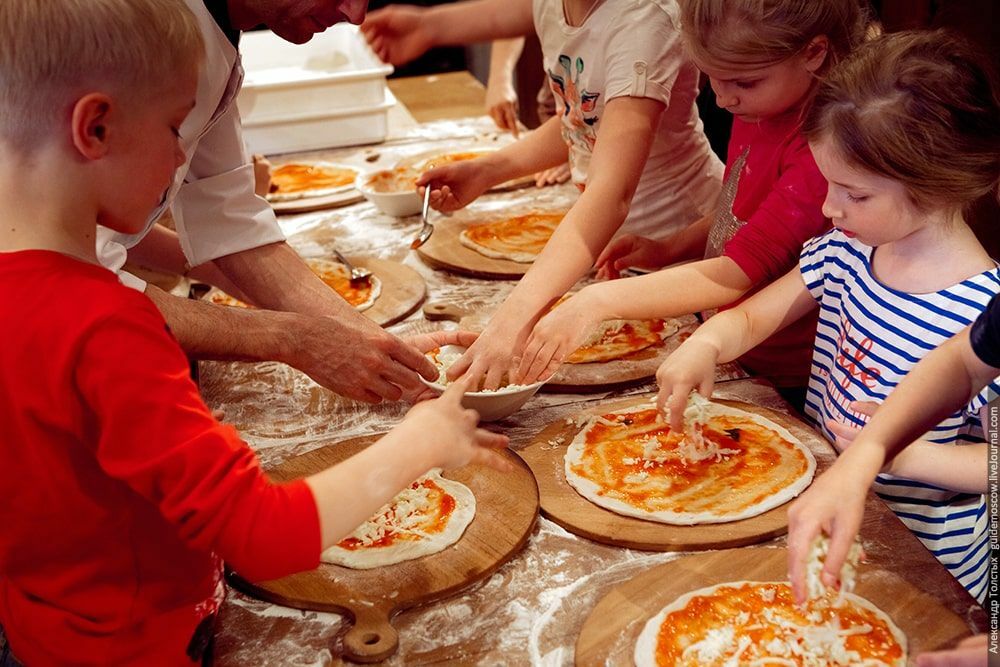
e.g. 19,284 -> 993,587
825,401 -> 878,452
786,458 -> 870,605
916,635 -> 987,667
655,339 -> 719,431
417,160 -> 494,212
534,162 -> 571,187
360,6 -> 435,66
486,79 -> 520,138
445,324 -> 521,391
595,234 -> 671,280
516,293 -> 600,383
405,375 -> 513,472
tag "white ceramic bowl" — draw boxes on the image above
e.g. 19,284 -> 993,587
355,169 -> 422,217
419,345 -> 545,421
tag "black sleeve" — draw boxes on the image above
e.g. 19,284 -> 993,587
970,293 -> 1000,368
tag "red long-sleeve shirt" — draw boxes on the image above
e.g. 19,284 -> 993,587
0,251 -> 321,665
720,114 -> 830,387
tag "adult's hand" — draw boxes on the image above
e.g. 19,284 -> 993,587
360,5 -> 435,66
283,312 -> 438,403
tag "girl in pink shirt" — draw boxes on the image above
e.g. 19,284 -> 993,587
517,0 -> 870,407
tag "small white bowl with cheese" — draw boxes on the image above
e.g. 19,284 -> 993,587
420,345 -> 545,421
355,168 -> 422,217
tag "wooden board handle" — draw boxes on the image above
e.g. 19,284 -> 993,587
342,603 -> 399,663
423,301 -> 469,322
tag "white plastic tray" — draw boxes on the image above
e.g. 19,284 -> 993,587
237,24 -> 393,124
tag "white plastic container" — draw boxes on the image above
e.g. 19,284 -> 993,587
242,93 -> 395,155
237,24 -> 394,153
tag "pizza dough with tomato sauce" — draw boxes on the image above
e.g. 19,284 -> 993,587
564,399 -> 816,524
321,470 -> 475,569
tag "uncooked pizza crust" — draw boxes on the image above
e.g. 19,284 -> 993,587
634,580 -> 907,667
458,212 -> 563,263
565,317 -> 680,364
207,260 -> 381,312
321,470 -> 476,569
305,259 -> 382,312
564,400 -> 816,524
265,162 -> 358,202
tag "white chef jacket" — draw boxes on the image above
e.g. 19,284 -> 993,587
97,0 -> 285,290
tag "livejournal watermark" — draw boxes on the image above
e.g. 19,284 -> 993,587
987,398 -> 998,658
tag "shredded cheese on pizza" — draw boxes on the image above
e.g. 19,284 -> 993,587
638,582 -> 905,667
661,393 -> 739,465
806,535 -> 864,605
338,473 -> 451,549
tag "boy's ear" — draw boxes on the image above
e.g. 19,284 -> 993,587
70,93 -> 114,160
803,35 -> 830,74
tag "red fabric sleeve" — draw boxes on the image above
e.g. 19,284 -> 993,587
723,141 -> 830,285
75,306 -> 321,582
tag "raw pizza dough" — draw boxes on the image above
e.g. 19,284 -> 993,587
458,212 -> 564,263
564,399 -> 816,524
322,469 -> 476,569
265,162 -> 358,202
208,259 -> 381,312
634,580 -> 907,666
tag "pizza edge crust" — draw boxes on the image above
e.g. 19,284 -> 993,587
320,471 -> 477,569
265,162 -> 359,202
458,227 -> 539,263
564,401 -> 817,525
633,580 -> 907,667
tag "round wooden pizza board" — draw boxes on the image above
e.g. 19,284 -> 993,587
269,188 -> 365,215
227,436 -> 539,663
422,302 -> 699,391
415,216 -> 533,279
519,395 -> 836,551
353,256 -> 426,327
575,546 -> 972,666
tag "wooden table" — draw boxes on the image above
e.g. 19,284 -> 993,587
204,75 -> 988,665
388,71 -> 488,124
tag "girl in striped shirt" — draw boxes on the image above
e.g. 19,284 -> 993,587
656,30 -> 1000,602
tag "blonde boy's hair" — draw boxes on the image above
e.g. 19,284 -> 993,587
679,0 -> 868,71
0,0 -> 204,150
804,30 -> 1000,214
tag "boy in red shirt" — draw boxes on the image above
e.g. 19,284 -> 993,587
0,2 -> 509,665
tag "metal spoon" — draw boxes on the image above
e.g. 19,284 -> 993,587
331,248 -> 372,284
410,182 -> 434,249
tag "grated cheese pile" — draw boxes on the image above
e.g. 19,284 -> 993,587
679,586 -> 887,667
806,535 -> 864,606
652,393 -> 739,465
340,473 -> 443,548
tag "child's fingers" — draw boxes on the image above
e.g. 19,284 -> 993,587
786,507 -> 821,604
474,428 -> 509,450
517,338 -> 553,384
445,348 -> 476,382
849,400 -> 879,417
667,386 -> 689,432
823,521 -> 860,589
697,378 -> 715,402
482,362 -> 506,391
474,448 -> 516,472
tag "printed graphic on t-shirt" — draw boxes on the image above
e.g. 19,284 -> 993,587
549,54 -> 600,164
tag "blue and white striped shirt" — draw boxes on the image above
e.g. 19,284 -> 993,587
799,230 -> 1000,602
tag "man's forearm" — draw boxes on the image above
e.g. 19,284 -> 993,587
145,283 -> 295,363
212,240 -> 358,320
